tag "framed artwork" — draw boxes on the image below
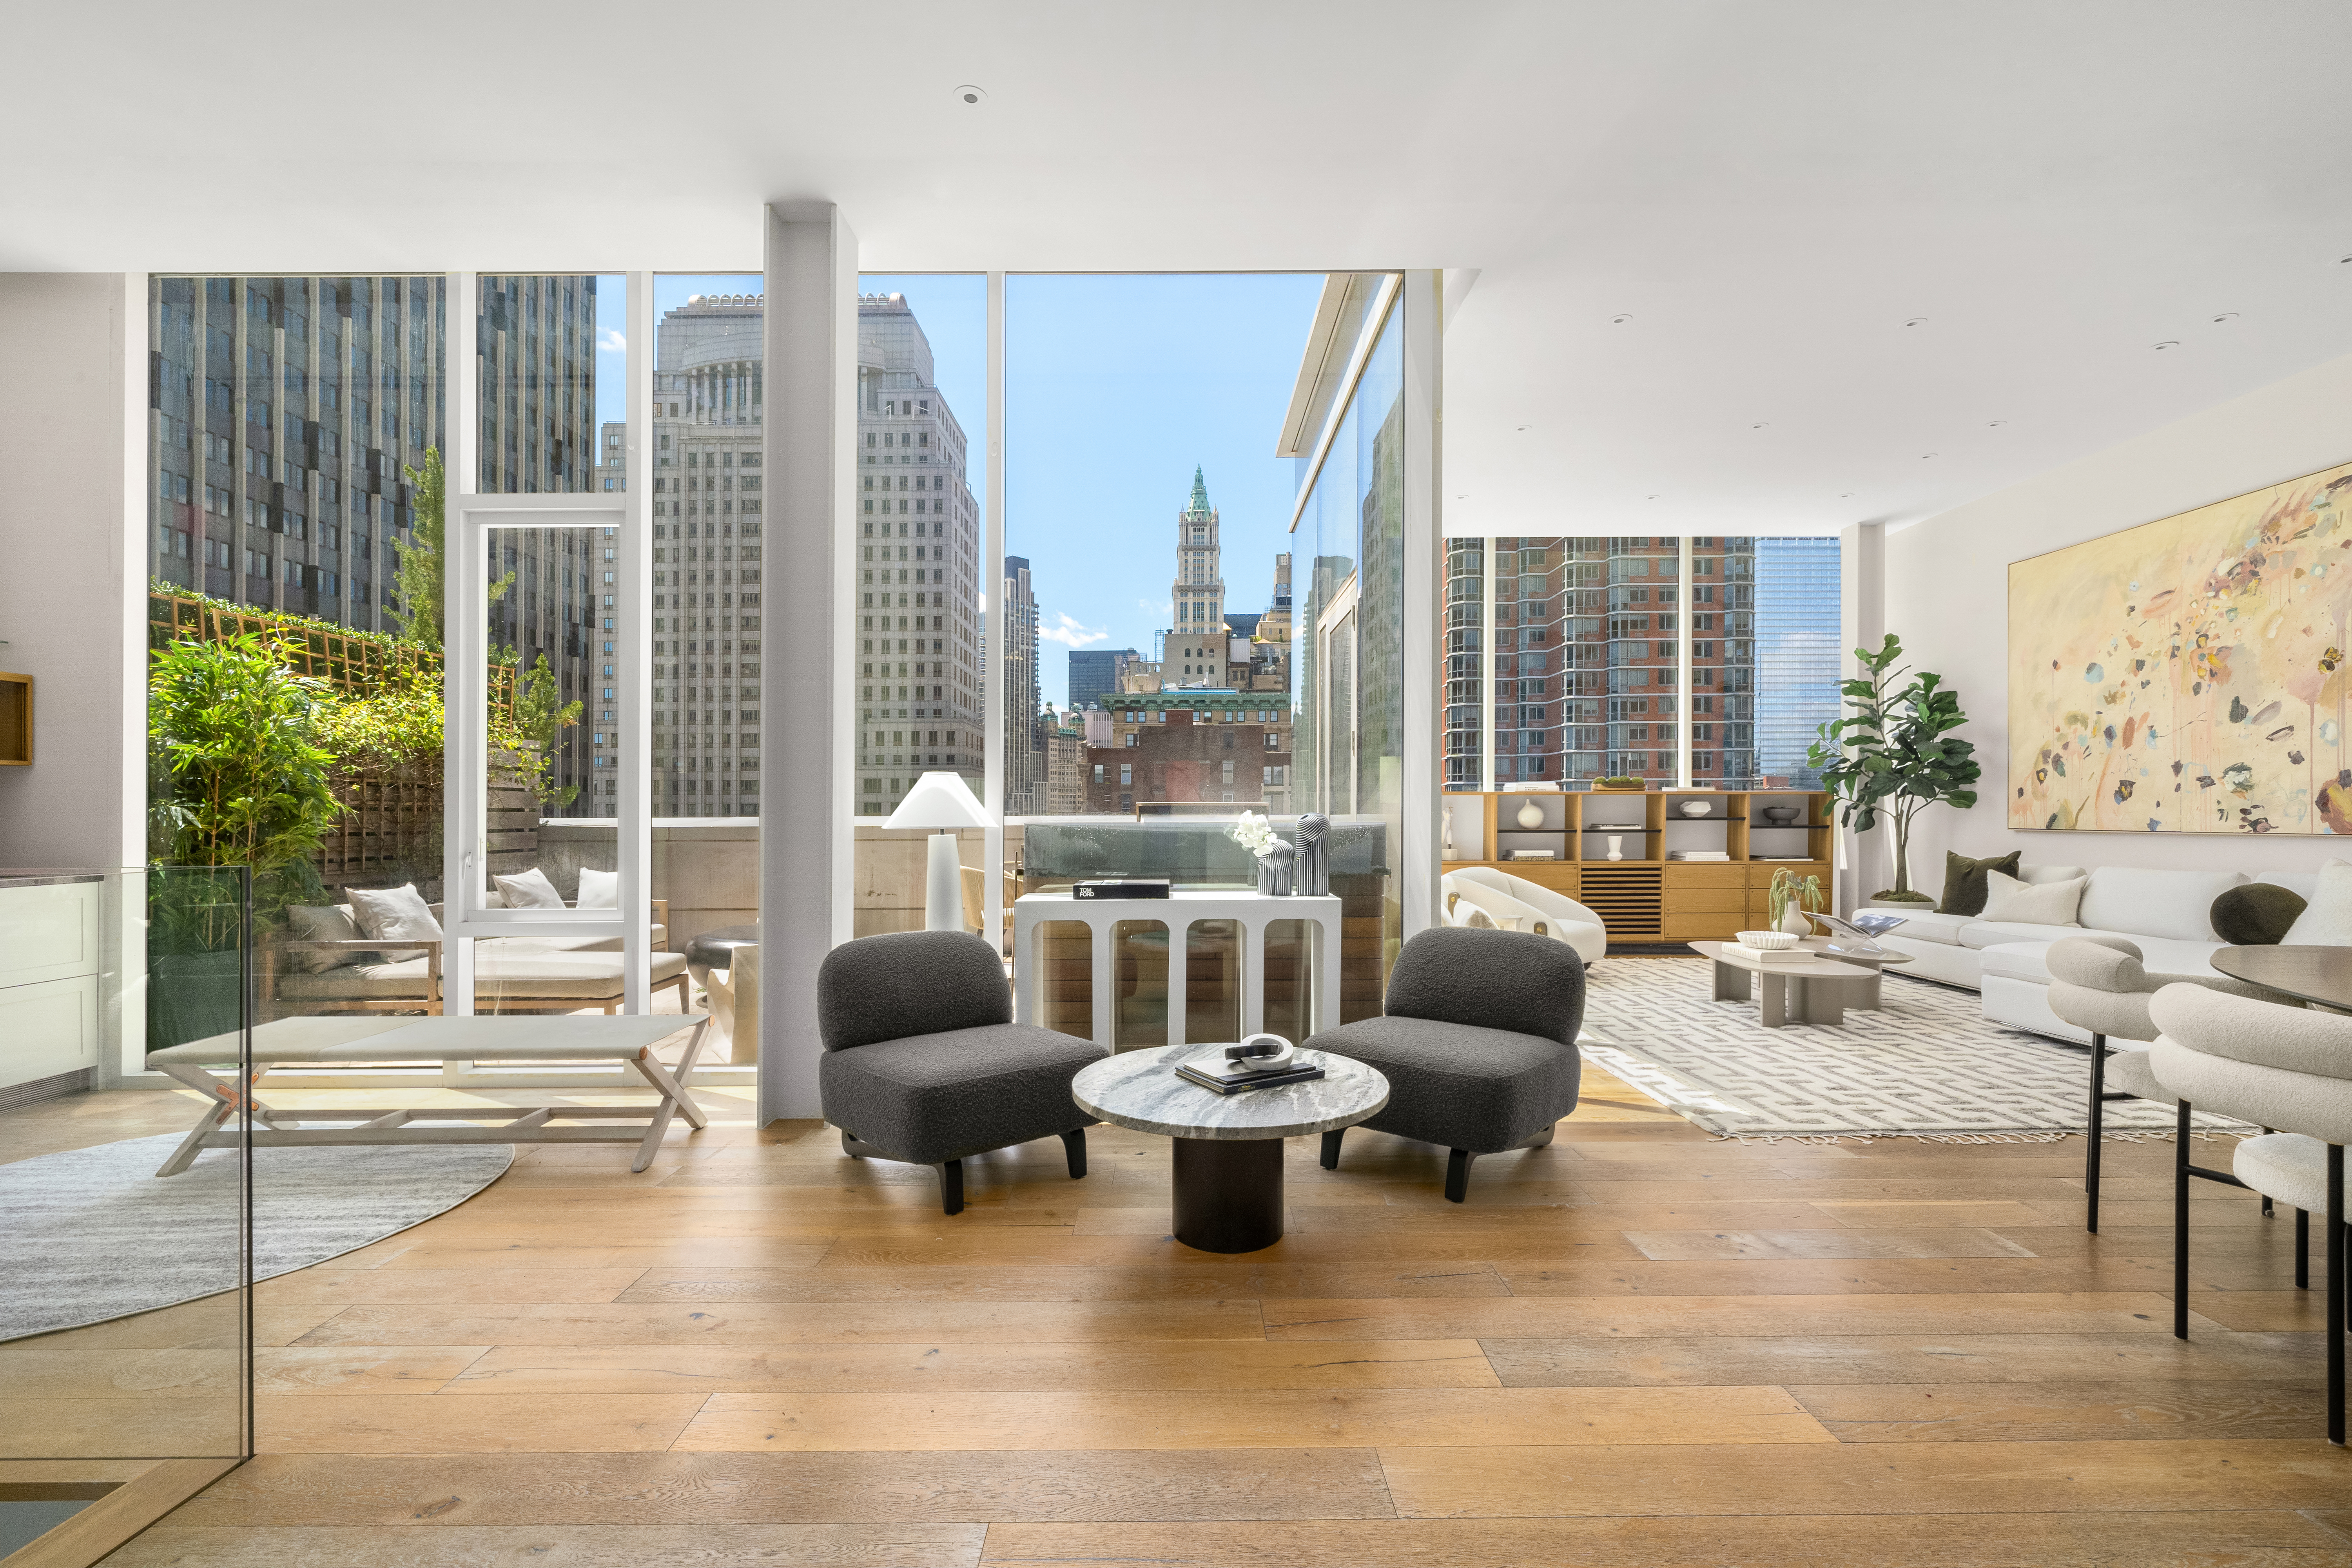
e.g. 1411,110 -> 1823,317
2009,458 -> 2352,834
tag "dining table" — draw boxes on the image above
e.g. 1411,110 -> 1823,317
2208,945 -> 2352,1011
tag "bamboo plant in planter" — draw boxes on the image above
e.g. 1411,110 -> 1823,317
1807,633 -> 1981,905
147,632 -> 342,1050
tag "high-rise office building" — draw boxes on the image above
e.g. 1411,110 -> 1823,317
649,292 -> 766,819
1002,556 -> 1042,814
855,293 -> 984,817
148,276 -> 452,631
1068,647 -> 1139,712
1172,466 -> 1224,636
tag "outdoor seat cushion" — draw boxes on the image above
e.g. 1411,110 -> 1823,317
275,941 -> 685,1001
1308,1015 -> 1579,1155
818,1022 -> 1106,1166
1881,910 -> 1971,948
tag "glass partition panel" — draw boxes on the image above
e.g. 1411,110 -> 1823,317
0,866 -> 249,1480
1294,289 -> 1405,1015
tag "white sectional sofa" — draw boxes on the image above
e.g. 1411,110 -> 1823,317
1873,864 -> 2319,1043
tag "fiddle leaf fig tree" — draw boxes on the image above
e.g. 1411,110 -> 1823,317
1806,633 -> 1980,903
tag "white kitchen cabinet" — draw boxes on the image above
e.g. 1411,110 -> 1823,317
0,877 -> 105,1090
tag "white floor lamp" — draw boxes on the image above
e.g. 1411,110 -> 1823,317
885,771 -> 994,932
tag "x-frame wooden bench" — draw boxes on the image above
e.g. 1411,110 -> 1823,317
144,1013 -> 713,1176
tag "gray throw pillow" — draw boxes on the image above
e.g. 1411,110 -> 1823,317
493,867 -> 566,909
286,903 -> 366,974
346,883 -> 445,963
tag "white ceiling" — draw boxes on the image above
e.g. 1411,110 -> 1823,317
9,0 -> 2352,538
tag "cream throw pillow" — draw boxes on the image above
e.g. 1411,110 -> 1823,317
346,883 -> 445,962
576,866 -> 619,909
493,867 -> 566,910
286,903 -> 364,974
1980,870 -> 2085,926
2281,859 -> 2352,946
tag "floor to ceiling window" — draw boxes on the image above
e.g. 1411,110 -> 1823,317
1442,533 -> 1840,793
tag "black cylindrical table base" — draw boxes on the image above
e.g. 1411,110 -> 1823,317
1171,1135 -> 1284,1253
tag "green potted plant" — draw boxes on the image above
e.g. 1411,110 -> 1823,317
1767,867 -> 1827,935
147,632 -> 343,1049
1807,633 -> 1980,905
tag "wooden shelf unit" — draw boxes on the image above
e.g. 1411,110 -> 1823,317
1441,788 -> 1832,947
0,670 -> 27,766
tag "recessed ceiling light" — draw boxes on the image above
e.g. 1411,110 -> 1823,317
1839,493 -> 1855,498
2153,340 -> 2180,350
2211,312 -> 2239,323
1903,317 -> 1928,328
1455,494 -> 1467,500
1988,419 -> 2007,427
1922,453 -> 1937,460
1610,314 -> 1633,325
1751,422 -> 1768,429
1645,494 -> 1659,500
1515,424 -> 1531,432
951,84 -> 987,105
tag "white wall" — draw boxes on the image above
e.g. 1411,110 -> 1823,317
1886,348 -> 2352,891
0,274 -> 139,872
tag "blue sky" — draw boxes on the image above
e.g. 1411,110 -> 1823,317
595,271 -> 1324,711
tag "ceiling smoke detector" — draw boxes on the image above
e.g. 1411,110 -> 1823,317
951,84 -> 987,106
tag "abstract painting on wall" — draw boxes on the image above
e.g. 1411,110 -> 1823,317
2009,459 -> 2352,835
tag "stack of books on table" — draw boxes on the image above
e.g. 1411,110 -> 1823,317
1669,850 -> 1730,861
1175,1055 -> 1327,1096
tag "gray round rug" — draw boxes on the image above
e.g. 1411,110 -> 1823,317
0,1135 -> 512,1341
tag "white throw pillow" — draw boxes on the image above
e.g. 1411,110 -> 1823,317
493,867 -> 566,910
1980,870 -> 2085,926
346,883 -> 445,962
575,866 -> 619,910
286,903 -> 364,974
2280,860 -> 2352,946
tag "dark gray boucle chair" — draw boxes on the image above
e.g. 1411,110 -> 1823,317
818,930 -> 1108,1215
1307,926 -> 1583,1203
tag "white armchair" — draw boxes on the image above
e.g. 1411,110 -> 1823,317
1442,866 -> 1606,964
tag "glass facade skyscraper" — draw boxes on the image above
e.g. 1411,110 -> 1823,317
1751,536 -> 1842,786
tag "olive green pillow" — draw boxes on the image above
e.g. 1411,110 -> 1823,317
1938,850 -> 2022,917
2211,883 -> 2307,946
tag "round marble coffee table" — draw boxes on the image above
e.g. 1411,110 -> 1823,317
1071,1042 -> 1388,1254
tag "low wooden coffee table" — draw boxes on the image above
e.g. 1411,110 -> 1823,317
1689,939 -> 1908,1027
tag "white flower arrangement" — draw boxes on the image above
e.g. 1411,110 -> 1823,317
1227,811 -> 1281,860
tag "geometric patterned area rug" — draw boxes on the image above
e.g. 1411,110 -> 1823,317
1580,956 -> 2250,1143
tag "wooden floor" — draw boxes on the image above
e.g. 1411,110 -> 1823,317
2,986 -> 2348,1566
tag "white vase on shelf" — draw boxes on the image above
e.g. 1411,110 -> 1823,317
1606,835 -> 1625,862
1779,903 -> 1814,936
1514,799 -> 1546,830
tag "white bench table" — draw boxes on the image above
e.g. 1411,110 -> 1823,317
144,1013 -> 713,1177
1012,890 -> 1343,1051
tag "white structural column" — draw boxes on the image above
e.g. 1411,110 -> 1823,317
1399,270 -> 1442,939
759,202 -> 858,1123
1837,520 -> 1887,916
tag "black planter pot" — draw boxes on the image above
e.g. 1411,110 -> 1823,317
149,950 -> 247,1055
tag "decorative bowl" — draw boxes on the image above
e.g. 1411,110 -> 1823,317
1734,930 -> 1801,950
1759,805 -> 1801,826
1678,800 -> 1712,818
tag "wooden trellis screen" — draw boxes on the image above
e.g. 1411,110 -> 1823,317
147,591 -> 526,893
146,591 -> 516,712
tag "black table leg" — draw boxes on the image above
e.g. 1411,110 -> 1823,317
1172,1135 -> 1284,1253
